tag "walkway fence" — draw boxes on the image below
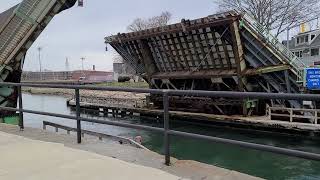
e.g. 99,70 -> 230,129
1,82 -> 320,165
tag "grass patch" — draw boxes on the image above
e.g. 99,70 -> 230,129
96,82 -> 150,89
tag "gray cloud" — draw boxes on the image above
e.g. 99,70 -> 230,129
1,0 -> 217,72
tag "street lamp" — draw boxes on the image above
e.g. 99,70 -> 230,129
38,47 -> 42,80
81,57 -> 86,78
81,57 -> 85,71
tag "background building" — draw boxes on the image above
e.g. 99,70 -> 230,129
113,60 -> 140,82
286,29 -> 320,66
22,70 -> 113,83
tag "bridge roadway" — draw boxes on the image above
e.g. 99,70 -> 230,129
0,123 -> 262,180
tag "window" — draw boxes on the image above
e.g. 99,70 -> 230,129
294,51 -> 303,57
311,34 -> 316,40
296,35 -> 310,45
311,48 -> 320,56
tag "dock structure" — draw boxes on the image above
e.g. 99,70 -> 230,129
105,11 -> 307,115
0,0 -> 77,116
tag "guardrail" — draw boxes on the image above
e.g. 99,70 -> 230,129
1,82 -> 320,165
268,106 -> 320,124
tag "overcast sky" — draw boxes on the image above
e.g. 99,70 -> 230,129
0,0 -> 218,72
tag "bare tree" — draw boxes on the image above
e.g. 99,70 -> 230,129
216,0 -> 320,37
127,11 -> 172,32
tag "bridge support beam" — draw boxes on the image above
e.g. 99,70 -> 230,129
230,20 -> 248,115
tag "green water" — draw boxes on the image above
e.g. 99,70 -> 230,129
23,93 -> 320,180
140,122 -> 320,180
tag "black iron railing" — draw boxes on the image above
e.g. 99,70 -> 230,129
1,82 -> 320,165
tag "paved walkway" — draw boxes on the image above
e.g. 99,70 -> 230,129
0,124 -> 263,180
0,131 -> 183,180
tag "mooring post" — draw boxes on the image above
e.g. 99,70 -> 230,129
75,88 -> 81,144
163,92 -> 170,166
18,85 -> 24,130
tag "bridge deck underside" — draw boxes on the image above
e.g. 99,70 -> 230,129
0,0 -> 77,116
108,11 -> 303,115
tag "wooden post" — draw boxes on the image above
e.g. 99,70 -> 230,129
315,110 -> 318,124
268,107 -> 272,120
104,108 -> 109,117
230,20 -> 248,116
289,109 -> 293,123
112,109 -> 115,118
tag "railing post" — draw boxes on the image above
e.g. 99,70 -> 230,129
163,92 -> 170,166
268,107 -> 272,120
18,85 -> 24,130
75,88 -> 81,144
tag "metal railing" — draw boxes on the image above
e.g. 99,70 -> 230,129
268,106 -> 320,124
1,82 -> 320,165
238,9 -> 306,82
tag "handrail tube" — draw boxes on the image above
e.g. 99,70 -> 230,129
80,117 -> 164,133
0,82 -> 319,101
0,106 -> 77,120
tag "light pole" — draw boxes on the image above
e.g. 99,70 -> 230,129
38,47 -> 42,80
81,57 -> 86,78
81,57 -> 85,71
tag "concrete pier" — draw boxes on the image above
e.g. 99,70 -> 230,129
0,123 -> 262,180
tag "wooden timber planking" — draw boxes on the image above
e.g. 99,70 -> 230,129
149,37 -> 166,72
195,28 -> 210,69
151,69 -> 237,79
163,34 -> 181,71
138,39 -> 158,77
170,33 -> 186,70
210,27 -> 225,69
176,32 -> 190,70
110,12 -> 240,42
180,32 -> 197,68
202,27 -> 217,69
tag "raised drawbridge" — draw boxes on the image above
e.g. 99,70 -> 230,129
105,10 -> 307,115
0,0 -> 77,117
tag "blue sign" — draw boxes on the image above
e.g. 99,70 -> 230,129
306,68 -> 320,90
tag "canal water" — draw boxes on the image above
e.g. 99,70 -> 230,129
23,93 -> 320,180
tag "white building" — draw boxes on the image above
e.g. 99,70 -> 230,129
286,29 -> 320,66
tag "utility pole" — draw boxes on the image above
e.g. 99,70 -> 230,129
65,57 -> 70,71
38,47 -> 42,80
81,57 -> 85,78
65,57 -> 70,80
81,57 -> 85,71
